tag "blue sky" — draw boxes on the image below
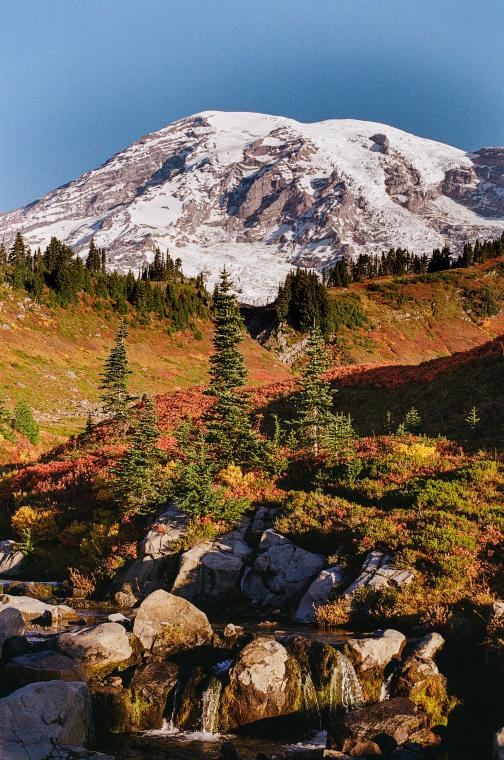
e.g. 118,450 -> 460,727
1,0 -> 504,210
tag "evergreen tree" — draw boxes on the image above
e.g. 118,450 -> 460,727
204,269 -> 266,468
465,406 -> 480,431
208,269 -> 247,392
85,239 -> 102,271
13,400 -> 39,445
294,325 -> 334,456
8,232 -> 27,268
113,396 -> 165,514
99,321 -> 133,421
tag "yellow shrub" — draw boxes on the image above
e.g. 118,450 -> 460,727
11,505 -> 58,541
394,441 -> 438,461
218,464 -> 255,489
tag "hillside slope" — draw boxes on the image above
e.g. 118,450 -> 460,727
2,111 -> 504,302
0,285 -> 291,443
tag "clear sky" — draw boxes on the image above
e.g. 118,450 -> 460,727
1,0 -> 504,211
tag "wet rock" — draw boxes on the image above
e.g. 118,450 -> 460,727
345,629 -> 406,674
0,680 -> 93,760
58,622 -> 133,678
0,606 -> 25,656
220,635 -> 302,729
4,650 -> 86,690
241,530 -> 324,609
294,566 -> 344,623
172,521 -> 252,602
344,552 -> 414,596
328,698 -> 428,756
220,741 -> 240,760
0,593 -> 78,624
3,580 -> 62,599
0,539 -> 24,577
93,661 -> 179,733
133,589 -> 213,655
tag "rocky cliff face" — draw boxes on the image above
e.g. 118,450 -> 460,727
1,111 -> 504,303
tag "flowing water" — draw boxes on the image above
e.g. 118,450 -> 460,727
201,679 -> 223,734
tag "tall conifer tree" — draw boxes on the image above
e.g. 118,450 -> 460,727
294,325 -> 334,456
99,320 -> 132,420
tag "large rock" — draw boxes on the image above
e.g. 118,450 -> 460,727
133,589 -> 213,655
0,680 -> 93,760
114,506 -> 189,600
220,635 -> 302,729
4,650 -> 86,690
294,566 -> 344,623
345,629 -> 406,674
0,593 -> 78,624
344,552 -> 414,596
328,698 -> 427,756
241,530 -> 324,609
4,580 -> 63,599
0,539 -> 24,578
171,519 -> 252,602
58,622 -> 133,678
0,605 -> 25,656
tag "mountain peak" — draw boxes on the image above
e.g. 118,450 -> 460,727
1,111 -> 504,303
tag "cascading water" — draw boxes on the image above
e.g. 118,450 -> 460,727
165,677 -> 183,732
301,671 -> 322,727
380,671 -> 394,701
334,651 -> 364,711
200,678 -> 223,734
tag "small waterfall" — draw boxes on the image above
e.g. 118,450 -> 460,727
201,678 -> 222,734
334,651 -> 363,711
165,678 -> 182,732
379,671 -> 394,702
302,671 -> 322,727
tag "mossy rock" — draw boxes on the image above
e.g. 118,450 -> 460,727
409,674 -> 458,728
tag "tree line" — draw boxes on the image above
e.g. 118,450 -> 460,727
0,233 -> 208,330
276,233 -> 504,334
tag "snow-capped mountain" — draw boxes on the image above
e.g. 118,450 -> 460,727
2,111 -> 504,303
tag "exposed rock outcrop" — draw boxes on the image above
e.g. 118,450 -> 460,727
294,566 -> 344,623
241,529 -> 325,609
0,593 -> 78,624
4,650 -> 87,690
171,518 -> 252,603
343,551 -> 414,596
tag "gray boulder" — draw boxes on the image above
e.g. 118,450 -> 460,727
172,519 -> 252,601
220,635 -> 301,729
344,551 -> 414,596
0,680 -> 93,760
241,530 -> 324,609
0,593 -> 78,624
0,606 -> 25,656
58,622 -> 133,678
0,539 -> 24,578
345,629 -> 406,674
133,589 -> 213,655
294,566 -> 344,623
